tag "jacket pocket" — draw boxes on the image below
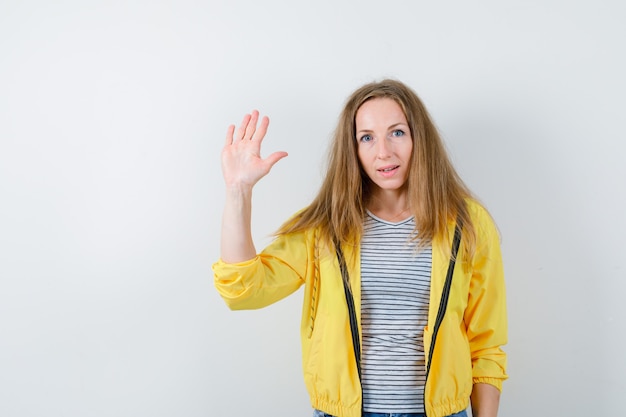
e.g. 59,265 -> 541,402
423,325 -> 432,361
306,233 -> 322,338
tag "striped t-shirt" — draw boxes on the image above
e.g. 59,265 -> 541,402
360,211 -> 432,414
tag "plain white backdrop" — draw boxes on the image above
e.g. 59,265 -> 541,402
1,0 -> 624,416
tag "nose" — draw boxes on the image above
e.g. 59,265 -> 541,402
377,137 -> 392,158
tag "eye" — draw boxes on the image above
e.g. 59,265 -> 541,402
359,134 -> 373,143
391,129 -> 405,137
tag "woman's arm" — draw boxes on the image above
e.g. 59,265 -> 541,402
463,203 -> 508,395
219,110 -> 287,263
470,383 -> 500,417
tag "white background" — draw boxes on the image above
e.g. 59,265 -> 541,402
1,0 -> 624,416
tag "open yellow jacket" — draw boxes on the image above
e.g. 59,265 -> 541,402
212,201 -> 507,417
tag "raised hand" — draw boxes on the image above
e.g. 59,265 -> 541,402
222,110 -> 288,189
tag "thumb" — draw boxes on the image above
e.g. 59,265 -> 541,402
265,151 -> 289,168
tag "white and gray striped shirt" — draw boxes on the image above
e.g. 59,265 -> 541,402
360,211 -> 432,414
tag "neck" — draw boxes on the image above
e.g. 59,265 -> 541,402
367,189 -> 411,222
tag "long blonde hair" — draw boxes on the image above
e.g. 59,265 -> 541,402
276,79 -> 477,260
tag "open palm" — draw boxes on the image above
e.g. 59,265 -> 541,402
221,110 -> 288,188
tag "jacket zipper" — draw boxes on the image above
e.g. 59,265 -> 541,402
423,223 -> 462,417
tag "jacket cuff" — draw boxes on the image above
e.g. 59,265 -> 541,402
472,377 -> 504,392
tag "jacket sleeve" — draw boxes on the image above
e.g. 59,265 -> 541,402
464,205 -> 508,391
212,229 -> 311,310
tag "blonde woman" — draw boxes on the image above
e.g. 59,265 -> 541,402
213,79 -> 507,417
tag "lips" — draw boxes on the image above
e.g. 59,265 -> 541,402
378,165 -> 399,172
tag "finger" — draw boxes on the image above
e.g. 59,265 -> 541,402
264,151 -> 288,168
236,113 -> 252,140
251,116 -> 270,142
224,124 -> 235,146
243,110 -> 259,140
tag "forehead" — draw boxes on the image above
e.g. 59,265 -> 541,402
355,97 -> 407,127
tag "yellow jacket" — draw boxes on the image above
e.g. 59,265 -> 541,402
212,201 -> 507,417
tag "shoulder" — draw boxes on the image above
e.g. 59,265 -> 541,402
464,198 -> 501,247
465,198 -> 489,220
273,210 -> 322,246
465,199 -> 496,228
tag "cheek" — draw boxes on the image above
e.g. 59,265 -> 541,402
356,147 -> 367,166
404,141 -> 414,160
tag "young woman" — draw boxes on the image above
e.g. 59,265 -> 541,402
213,79 -> 507,417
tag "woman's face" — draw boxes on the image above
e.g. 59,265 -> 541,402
355,98 -> 413,195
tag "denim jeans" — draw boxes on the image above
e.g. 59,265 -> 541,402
313,409 -> 468,417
